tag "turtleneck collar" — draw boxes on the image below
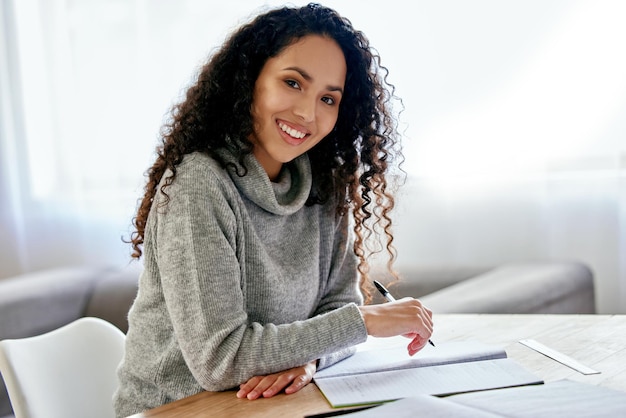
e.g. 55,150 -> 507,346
219,150 -> 312,216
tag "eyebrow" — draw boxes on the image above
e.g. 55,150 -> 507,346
283,66 -> 344,94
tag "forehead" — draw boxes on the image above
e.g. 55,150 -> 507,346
265,35 -> 347,87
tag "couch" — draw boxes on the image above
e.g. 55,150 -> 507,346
0,260 -> 595,418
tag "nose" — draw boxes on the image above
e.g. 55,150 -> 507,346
294,95 -> 316,123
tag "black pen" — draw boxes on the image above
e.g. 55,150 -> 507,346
373,280 -> 435,347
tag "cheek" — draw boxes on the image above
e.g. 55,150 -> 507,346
319,111 -> 339,136
251,87 -> 274,123
253,93 -> 287,129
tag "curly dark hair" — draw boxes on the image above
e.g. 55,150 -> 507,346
129,3 -> 404,303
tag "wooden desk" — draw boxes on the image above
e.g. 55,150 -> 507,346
130,314 -> 626,418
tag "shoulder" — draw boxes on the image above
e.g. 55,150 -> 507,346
154,152 -> 238,207
168,152 -> 233,191
176,152 -> 228,183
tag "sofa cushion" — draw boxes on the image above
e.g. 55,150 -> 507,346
420,262 -> 595,314
0,266 -> 109,340
84,263 -> 141,333
369,265 -> 492,303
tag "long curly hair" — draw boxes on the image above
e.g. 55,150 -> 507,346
129,3 -> 403,303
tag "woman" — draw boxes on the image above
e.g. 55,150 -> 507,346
114,3 -> 433,416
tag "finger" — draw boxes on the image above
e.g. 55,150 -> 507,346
416,304 -> 434,334
407,335 -> 428,356
424,306 -> 434,327
262,372 -> 296,398
400,298 -> 434,330
284,373 -> 312,395
413,302 -> 434,329
236,376 -> 263,399
403,327 -> 432,342
401,311 -> 433,339
245,375 -> 279,400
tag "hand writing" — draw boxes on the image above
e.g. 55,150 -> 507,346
358,297 -> 433,356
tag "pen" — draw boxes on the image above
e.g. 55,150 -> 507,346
373,280 -> 435,347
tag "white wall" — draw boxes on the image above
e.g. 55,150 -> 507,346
391,172 -> 625,314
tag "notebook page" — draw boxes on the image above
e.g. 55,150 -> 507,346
315,340 -> 507,379
315,358 -> 542,408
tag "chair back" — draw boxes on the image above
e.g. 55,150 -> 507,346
0,317 -> 125,418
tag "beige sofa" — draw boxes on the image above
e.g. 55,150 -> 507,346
373,261 -> 595,314
0,260 -> 595,418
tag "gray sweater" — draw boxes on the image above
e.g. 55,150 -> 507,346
113,151 -> 368,416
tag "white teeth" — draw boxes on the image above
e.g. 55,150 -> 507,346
279,122 -> 306,139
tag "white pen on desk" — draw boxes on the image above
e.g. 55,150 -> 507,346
373,280 -> 436,347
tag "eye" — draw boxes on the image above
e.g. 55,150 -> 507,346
321,96 -> 336,106
285,79 -> 300,89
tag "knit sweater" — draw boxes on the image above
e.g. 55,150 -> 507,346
113,151 -> 368,417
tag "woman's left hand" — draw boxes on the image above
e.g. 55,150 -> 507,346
236,360 -> 317,400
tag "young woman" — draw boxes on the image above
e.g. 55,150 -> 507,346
114,3 -> 433,416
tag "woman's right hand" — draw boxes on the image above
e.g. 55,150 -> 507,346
358,298 -> 433,356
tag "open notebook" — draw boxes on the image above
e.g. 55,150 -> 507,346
314,338 -> 542,408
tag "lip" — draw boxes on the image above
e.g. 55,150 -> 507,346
276,120 -> 310,146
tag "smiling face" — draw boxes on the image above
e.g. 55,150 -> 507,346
250,35 -> 347,181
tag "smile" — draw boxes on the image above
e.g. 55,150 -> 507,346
278,121 -> 307,139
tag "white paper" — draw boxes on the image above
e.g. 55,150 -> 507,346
315,340 -> 507,379
452,379 -> 626,418
315,358 -> 543,407
319,380 -> 626,418
336,395 -> 503,418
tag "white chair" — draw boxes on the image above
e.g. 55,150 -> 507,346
0,317 -> 125,418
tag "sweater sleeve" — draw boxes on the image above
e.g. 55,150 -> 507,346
152,159 -> 367,391
313,208 -> 367,370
